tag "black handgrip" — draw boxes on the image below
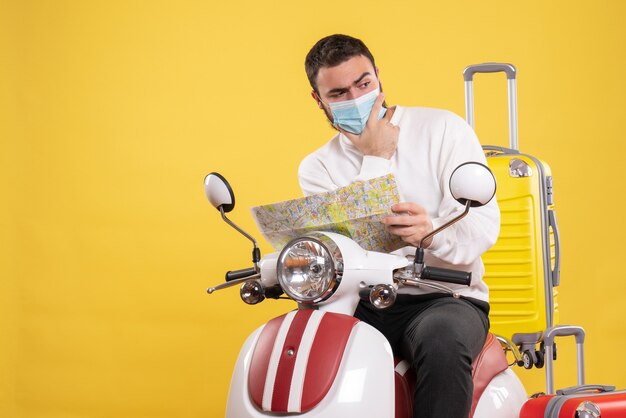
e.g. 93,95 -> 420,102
421,267 -> 471,286
225,267 -> 257,282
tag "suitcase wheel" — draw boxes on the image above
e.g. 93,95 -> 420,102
522,350 -> 534,369
521,350 -> 545,369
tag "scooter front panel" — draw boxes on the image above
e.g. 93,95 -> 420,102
248,310 -> 360,413
300,311 -> 360,411
227,312 -> 395,417
247,311 -> 287,410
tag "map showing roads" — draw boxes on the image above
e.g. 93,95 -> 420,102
250,174 -> 405,253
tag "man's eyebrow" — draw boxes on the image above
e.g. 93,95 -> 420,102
353,72 -> 372,85
327,72 -> 373,95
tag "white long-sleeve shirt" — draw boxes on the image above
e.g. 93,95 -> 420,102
298,106 -> 500,302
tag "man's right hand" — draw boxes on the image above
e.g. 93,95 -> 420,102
339,93 -> 399,159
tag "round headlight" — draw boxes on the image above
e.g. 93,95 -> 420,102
277,233 -> 342,303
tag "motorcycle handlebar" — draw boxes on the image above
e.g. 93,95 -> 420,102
225,267 -> 257,282
421,266 -> 472,286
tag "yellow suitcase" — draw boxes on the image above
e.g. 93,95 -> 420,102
464,64 -> 561,370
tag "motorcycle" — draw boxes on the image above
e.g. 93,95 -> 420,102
204,163 -> 528,418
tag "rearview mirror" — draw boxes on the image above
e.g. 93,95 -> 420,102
449,162 -> 496,207
203,171 -> 260,268
204,172 -> 235,213
416,162 -> 496,252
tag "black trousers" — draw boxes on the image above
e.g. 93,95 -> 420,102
354,293 -> 490,418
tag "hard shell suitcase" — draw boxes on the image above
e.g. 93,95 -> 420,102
465,64 -> 626,416
521,388 -> 626,417
464,64 -> 562,385
464,63 -> 560,339
519,327 -> 626,417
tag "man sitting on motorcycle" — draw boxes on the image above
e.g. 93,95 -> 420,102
299,34 -> 501,418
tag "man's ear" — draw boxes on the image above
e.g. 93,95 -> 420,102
311,90 -> 324,109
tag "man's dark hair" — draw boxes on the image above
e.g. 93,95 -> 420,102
305,34 -> 376,92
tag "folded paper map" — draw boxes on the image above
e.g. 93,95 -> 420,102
250,174 -> 406,253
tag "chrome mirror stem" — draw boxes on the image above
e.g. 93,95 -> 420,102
414,201 -> 472,274
419,201 -> 472,249
220,206 -> 261,267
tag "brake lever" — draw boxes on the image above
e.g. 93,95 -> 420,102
207,273 -> 261,294
393,268 -> 461,298
397,277 -> 461,299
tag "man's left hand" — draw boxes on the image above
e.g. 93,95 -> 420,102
382,202 -> 434,248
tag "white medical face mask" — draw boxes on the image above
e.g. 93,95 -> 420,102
327,87 -> 387,134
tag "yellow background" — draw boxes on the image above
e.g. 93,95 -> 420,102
2,1 -> 625,417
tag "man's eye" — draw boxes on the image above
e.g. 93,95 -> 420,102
359,81 -> 371,89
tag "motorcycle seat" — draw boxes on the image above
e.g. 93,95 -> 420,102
393,332 -> 509,418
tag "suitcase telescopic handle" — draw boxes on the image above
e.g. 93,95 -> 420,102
543,325 -> 586,395
556,384 -> 616,396
463,63 -> 517,81
463,63 -> 519,150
